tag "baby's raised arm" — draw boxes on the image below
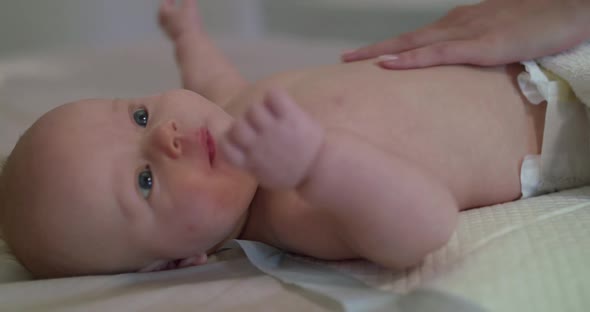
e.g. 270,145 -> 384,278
159,0 -> 247,106
222,89 -> 458,268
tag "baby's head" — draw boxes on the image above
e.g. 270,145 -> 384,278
0,89 -> 257,278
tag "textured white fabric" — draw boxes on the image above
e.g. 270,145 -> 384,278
518,61 -> 590,197
538,41 -> 590,107
296,187 -> 590,312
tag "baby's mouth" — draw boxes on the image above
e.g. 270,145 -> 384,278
201,128 -> 216,166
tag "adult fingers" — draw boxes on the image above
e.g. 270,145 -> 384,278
375,39 -> 490,69
341,25 -> 459,62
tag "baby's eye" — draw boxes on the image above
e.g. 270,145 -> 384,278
133,108 -> 149,128
138,167 -> 153,199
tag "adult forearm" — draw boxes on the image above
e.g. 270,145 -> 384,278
343,0 -> 590,68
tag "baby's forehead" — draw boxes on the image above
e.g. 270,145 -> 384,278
37,98 -> 131,135
52,98 -> 117,119
2,97 -> 131,245
20,98 -> 133,169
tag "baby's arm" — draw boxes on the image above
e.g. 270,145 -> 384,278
222,89 -> 458,268
298,131 -> 458,267
159,0 -> 247,106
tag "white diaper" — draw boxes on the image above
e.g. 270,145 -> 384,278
519,61 -> 590,198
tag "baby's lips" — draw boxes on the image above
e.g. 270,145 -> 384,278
206,129 -> 216,165
199,127 -> 216,166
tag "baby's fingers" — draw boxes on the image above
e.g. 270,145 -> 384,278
158,0 -> 177,27
181,0 -> 197,10
220,119 -> 257,168
159,0 -> 177,15
220,136 -> 247,168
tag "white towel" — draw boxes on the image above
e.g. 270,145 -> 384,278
538,41 -> 590,106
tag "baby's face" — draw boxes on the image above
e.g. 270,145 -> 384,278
6,89 -> 257,276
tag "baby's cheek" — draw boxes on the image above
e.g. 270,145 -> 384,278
172,193 -> 215,231
166,174 -> 231,236
164,207 -> 208,251
184,223 -> 199,234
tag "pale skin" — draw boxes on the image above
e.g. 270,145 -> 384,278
1,91 -> 259,276
0,0 -> 546,278
343,0 -> 590,69
160,0 -> 546,267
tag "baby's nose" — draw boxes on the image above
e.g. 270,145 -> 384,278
151,120 -> 182,159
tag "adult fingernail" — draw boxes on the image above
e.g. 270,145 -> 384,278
341,50 -> 357,61
377,54 -> 399,62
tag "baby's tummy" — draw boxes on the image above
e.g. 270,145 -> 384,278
289,61 -> 543,209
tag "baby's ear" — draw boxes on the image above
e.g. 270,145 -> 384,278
138,254 -> 208,273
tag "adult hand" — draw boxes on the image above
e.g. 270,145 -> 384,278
342,0 -> 590,69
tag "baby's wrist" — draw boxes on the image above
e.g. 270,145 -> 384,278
174,30 -> 207,46
173,31 -> 215,63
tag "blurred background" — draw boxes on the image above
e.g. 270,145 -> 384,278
0,0 -> 478,58
0,0 -> 477,152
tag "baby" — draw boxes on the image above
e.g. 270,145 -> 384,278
0,0 -> 548,278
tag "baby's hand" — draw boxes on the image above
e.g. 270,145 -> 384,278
158,0 -> 202,41
221,89 -> 324,189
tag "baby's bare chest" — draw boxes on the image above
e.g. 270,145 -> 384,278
230,66 -> 437,152
233,61 -> 536,209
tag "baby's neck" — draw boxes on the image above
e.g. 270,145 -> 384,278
235,187 -> 274,244
208,187 -> 260,254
